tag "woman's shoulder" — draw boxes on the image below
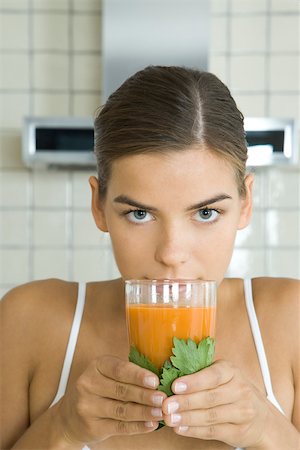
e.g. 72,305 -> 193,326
0,279 -> 80,346
251,276 -> 299,309
251,277 -> 299,365
1,278 -> 78,315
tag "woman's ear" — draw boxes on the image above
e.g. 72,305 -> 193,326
237,173 -> 254,230
89,176 -> 108,232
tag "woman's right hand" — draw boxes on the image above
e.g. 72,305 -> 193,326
55,355 -> 166,446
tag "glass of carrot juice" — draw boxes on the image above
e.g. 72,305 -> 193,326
125,279 -> 217,369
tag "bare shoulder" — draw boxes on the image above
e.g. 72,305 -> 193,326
251,276 -> 299,310
1,278 -> 78,325
1,278 -> 79,362
251,276 -> 299,367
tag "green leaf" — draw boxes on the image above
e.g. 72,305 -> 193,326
158,366 -> 181,396
128,345 -> 160,377
170,336 -> 215,375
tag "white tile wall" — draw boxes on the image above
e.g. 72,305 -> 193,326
0,13 -> 29,50
0,0 -> 299,296
33,13 -> 69,51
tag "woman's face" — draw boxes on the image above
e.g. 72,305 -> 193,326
90,147 -> 253,284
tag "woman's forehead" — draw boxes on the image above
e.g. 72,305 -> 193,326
107,148 -> 238,199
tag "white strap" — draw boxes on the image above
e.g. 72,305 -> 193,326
243,279 -> 284,415
50,282 -> 86,407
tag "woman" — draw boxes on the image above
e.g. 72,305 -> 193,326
1,66 -> 299,450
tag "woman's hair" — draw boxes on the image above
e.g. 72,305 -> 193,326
94,65 -> 248,196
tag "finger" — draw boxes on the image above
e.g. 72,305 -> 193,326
164,403 -> 249,428
96,355 -> 160,389
163,383 -> 239,414
98,398 -> 164,422
82,369 -> 166,407
173,422 -> 243,444
99,418 -> 159,440
172,360 -> 235,394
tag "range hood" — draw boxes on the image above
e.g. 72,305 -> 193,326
102,0 -> 210,101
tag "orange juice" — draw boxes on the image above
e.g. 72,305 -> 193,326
126,304 -> 216,368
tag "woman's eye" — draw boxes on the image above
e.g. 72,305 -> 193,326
126,210 -> 153,223
194,208 -> 220,223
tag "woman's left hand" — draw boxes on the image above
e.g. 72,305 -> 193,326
162,359 -> 272,449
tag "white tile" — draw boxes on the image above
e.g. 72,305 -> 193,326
73,247 -> 117,281
0,93 -> 30,129
210,16 -> 228,53
73,210 -> 110,246
72,14 -> 101,52
269,55 -> 299,92
210,0 -> 229,14
32,0 -> 69,10
208,55 -> 228,85
0,131 -> 23,169
231,16 -> 267,52
33,210 -> 68,246
226,248 -> 266,278
269,94 -> 300,119
271,0 -> 300,12
0,171 -> 31,207
33,249 -> 69,280
234,94 -> 266,117
231,0 -> 268,13
265,210 -> 299,247
230,56 -> 266,91
33,13 -> 68,50
0,210 -> 30,245
267,249 -> 300,278
270,16 -> 299,52
0,0 -> 29,8
33,93 -> 69,116
235,210 -> 265,247
73,0 -> 102,12
0,54 -> 30,90
72,171 -> 95,207
33,171 -> 69,207
251,170 -> 265,208
266,168 -> 300,207
0,249 -> 30,284
73,93 -> 101,117
0,13 -> 29,50
33,54 -> 69,90
73,55 -> 102,91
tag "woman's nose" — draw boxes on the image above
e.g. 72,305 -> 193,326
154,227 -> 190,268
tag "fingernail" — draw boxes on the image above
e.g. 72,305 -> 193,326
174,382 -> 187,393
144,376 -> 157,388
151,408 -> 163,418
178,425 -> 189,432
171,413 -> 181,424
167,401 -> 179,414
145,421 -> 155,428
152,395 -> 163,406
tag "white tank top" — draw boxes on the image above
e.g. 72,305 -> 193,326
50,279 -> 285,450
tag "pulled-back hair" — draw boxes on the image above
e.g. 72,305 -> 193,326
94,65 -> 248,196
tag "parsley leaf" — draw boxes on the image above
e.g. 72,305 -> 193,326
128,345 -> 160,377
158,366 -> 180,396
170,336 -> 215,375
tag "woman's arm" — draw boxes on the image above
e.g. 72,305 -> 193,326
161,277 -> 300,449
1,282 -> 166,449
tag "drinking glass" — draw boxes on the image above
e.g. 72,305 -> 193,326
125,279 -> 217,369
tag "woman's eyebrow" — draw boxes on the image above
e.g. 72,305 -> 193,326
113,195 -> 159,211
113,194 -> 232,211
186,194 -> 232,211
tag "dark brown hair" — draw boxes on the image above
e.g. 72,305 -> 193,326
94,65 -> 248,196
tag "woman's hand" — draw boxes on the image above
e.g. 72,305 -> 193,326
162,359 -> 272,449
55,355 -> 167,446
